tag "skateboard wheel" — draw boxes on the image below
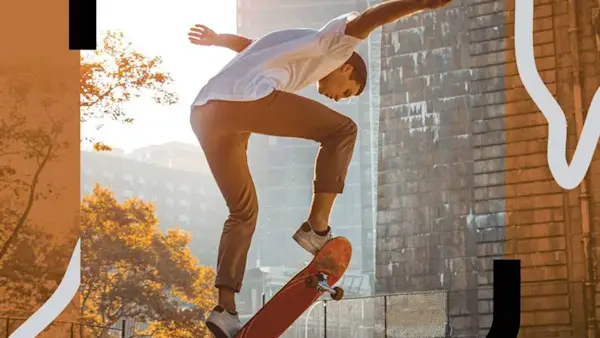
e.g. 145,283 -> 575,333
306,275 -> 319,288
331,287 -> 344,301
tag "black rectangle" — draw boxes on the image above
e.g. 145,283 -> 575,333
69,0 -> 97,50
486,259 -> 521,338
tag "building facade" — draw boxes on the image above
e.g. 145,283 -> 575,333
236,0 -> 380,292
125,141 -> 212,174
376,1 -> 600,337
80,148 -> 227,267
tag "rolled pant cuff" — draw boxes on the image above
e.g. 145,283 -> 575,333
215,279 -> 243,293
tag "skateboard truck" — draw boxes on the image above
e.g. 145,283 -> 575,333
305,273 -> 344,301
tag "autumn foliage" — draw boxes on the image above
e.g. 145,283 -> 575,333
1,29 -> 208,337
80,185 -> 216,337
0,69 -> 73,320
80,31 -> 178,149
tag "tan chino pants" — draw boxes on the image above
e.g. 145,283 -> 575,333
190,90 -> 357,292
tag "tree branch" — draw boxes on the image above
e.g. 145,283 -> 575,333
81,84 -> 119,111
0,136 -> 55,262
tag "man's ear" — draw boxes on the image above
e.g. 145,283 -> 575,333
341,63 -> 354,75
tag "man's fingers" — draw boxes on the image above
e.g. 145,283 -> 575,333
188,24 -> 215,45
192,24 -> 215,34
188,32 -> 205,38
190,27 -> 206,34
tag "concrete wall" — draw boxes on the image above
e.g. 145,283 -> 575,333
376,0 -> 600,336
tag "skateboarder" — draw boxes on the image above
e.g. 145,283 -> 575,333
188,0 -> 453,337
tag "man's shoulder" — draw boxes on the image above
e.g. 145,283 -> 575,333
245,28 -> 315,52
258,28 -> 316,42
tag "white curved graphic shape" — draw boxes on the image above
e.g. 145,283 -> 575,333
515,0 -> 600,190
9,239 -> 81,338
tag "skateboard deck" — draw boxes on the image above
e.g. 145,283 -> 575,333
235,236 -> 352,338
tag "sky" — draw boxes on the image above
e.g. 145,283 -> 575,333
81,0 -> 237,152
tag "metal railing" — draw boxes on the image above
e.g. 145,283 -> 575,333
3,291 -> 449,338
0,317 -> 123,338
278,290 -> 449,338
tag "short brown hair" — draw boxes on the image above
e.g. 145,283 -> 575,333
346,52 -> 367,96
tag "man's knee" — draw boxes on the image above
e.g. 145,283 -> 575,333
321,116 -> 356,142
344,118 -> 358,140
334,117 -> 358,144
227,200 -> 259,231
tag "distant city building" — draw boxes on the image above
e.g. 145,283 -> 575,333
236,0 -> 380,293
80,149 -> 226,267
126,141 -> 211,174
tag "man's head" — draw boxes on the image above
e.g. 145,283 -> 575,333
317,52 -> 367,102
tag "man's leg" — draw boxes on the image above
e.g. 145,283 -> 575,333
191,107 -> 258,315
205,91 -> 358,254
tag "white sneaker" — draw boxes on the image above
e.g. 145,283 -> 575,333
292,222 -> 332,255
206,306 -> 242,338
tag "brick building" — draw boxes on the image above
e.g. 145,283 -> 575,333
375,0 -> 600,337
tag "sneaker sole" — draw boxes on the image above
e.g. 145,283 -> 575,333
206,321 -> 232,338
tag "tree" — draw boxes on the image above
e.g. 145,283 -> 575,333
1,29 -> 177,262
81,30 -> 178,149
0,68 -> 68,264
0,66 -> 77,336
80,185 -> 216,338
0,225 -> 73,317
0,29 -> 182,336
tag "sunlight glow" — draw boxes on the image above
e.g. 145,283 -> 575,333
82,0 -> 237,152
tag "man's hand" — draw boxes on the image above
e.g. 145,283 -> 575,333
188,24 -> 219,46
345,0 -> 454,39
188,25 -> 254,53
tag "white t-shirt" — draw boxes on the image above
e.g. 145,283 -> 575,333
192,12 -> 363,107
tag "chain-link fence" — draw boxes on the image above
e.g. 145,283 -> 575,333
0,317 -> 123,338
278,290 -> 449,338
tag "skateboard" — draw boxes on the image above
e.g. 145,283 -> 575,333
235,236 -> 352,338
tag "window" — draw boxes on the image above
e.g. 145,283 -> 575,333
178,214 -> 190,225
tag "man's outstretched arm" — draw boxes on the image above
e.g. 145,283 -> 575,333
188,25 -> 254,53
214,34 -> 254,53
345,0 -> 453,39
